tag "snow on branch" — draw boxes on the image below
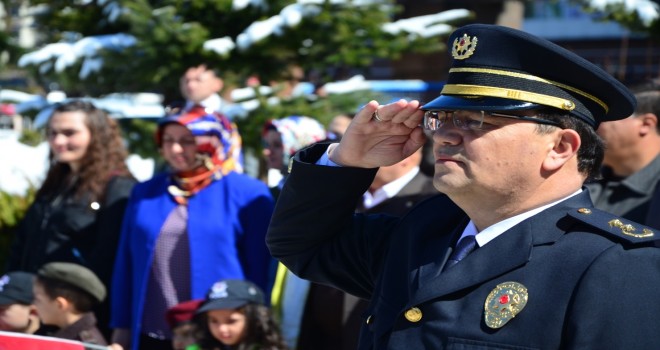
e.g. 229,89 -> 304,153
18,34 -> 137,79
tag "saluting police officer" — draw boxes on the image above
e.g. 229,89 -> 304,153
266,23 -> 660,349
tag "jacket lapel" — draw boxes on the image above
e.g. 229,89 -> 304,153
415,220 -> 464,291
411,220 -> 533,306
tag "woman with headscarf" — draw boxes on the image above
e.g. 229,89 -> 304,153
262,115 -> 327,194
110,106 -> 274,350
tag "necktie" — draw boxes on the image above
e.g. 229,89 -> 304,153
443,235 -> 477,271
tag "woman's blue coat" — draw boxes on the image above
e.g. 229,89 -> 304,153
110,171 -> 274,349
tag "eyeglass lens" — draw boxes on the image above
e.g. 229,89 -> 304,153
423,110 -> 485,131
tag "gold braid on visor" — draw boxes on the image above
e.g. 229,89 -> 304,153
442,68 -> 609,113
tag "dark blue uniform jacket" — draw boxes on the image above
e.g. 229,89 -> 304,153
266,144 -> 660,350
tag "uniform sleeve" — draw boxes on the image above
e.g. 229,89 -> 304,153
563,244 -> 660,348
266,144 -> 398,299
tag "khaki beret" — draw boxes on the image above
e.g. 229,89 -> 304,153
37,262 -> 106,303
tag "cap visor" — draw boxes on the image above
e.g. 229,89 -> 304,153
0,295 -> 21,305
422,95 -> 540,111
196,299 -> 248,314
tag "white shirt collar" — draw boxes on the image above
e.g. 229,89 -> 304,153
363,167 -> 420,210
459,189 -> 583,247
185,93 -> 223,112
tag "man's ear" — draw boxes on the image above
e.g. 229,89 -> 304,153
639,113 -> 658,136
542,129 -> 581,172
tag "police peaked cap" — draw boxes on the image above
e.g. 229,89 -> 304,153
421,24 -> 636,128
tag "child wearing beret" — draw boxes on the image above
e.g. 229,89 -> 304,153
33,262 -> 108,346
166,299 -> 203,350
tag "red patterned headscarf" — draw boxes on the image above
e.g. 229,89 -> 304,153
156,106 -> 242,204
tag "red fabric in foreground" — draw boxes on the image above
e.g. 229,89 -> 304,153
0,331 -> 85,350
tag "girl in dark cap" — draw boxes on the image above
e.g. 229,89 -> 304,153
195,279 -> 287,350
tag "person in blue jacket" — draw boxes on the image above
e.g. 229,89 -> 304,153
110,106 -> 274,350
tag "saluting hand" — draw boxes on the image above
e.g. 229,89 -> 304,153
330,99 -> 426,168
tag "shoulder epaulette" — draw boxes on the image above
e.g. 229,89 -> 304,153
567,207 -> 658,245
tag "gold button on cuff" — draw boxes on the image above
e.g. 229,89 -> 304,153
404,307 -> 422,322
577,208 -> 592,214
365,315 -> 373,325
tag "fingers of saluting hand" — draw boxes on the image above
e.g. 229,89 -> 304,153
331,99 -> 426,168
355,100 -> 423,128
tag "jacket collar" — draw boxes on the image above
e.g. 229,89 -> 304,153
410,191 -> 593,306
53,312 -> 97,340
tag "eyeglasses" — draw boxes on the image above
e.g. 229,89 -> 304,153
423,110 -> 562,131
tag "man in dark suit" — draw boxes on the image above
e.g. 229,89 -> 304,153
267,23 -> 660,349
296,147 -> 437,350
358,147 -> 437,215
586,85 -> 660,229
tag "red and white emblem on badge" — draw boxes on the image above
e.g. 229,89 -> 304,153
484,281 -> 528,329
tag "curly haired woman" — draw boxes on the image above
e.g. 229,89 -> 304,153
6,100 -> 137,337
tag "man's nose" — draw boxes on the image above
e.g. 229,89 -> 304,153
431,124 -> 463,146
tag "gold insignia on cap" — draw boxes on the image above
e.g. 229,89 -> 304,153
577,208 -> 592,214
484,281 -> 528,329
452,34 -> 478,60
404,307 -> 423,322
608,219 -> 654,238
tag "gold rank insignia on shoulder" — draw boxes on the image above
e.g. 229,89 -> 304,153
484,281 -> 528,329
608,219 -> 654,238
452,33 -> 478,60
